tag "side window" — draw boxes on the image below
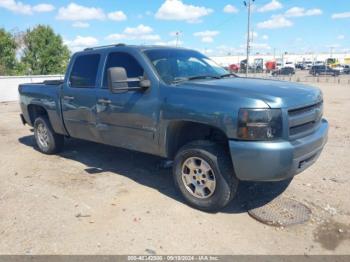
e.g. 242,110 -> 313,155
69,54 -> 100,88
103,52 -> 144,88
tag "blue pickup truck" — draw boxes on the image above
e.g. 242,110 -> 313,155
19,44 -> 328,211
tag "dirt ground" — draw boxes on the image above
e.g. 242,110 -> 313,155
0,80 -> 350,255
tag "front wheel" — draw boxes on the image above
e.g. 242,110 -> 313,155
173,141 -> 239,212
34,116 -> 64,154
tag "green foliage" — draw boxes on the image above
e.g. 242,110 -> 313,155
21,25 -> 70,75
0,28 -> 17,75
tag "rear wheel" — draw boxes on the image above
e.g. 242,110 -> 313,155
173,141 -> 239,212
34,116 -> 64,154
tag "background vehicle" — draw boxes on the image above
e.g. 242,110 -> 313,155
265,61 -> 276,73
18,45 -> 328,212
228,63 -> 240,73
333,65 -> 344,74
304,61 -> 313,70
309,65 -> 340,76
313,61 -> 325,66
284,61 -> 295,69
326,58 -> 340,68
343,65 -> 350,74
239,59 -> 251,73
295,62 -> 305,70
271,67 -> 295,76
253,58 -> 264,73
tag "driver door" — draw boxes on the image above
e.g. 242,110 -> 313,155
95,51 -> 159,154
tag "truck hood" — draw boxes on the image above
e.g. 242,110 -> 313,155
179,77 -> 322,109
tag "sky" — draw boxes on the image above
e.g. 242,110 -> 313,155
0,0 -> 349,56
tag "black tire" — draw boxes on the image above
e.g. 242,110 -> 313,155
33,116 -> 64,154
173,140 -> 239,212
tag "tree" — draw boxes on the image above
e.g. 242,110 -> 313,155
0,28 -> 17,75
21,25 -> 70,75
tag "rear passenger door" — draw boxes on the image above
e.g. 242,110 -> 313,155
95,51 -> 159,154
61,53 -> 101,142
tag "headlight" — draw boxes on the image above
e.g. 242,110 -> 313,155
237,109 -> 283,140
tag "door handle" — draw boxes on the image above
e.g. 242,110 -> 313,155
63,95 -> 74,100
98,98 -> 111,104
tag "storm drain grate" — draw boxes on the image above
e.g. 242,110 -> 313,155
248,197 -> 311,227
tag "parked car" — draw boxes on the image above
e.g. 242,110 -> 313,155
343,65 -> 350,74
313,61 -> 325,66
295,62 -> 305,70
228,63 -> 240,73
284,61 -> 295,69
272,67 -> 295,76
333,66 -> 344,74
309,65 -> 340,76
18,44 -> 328,211
304,61 -> 313,70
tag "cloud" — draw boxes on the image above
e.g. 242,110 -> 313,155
0,0 -> 54,14
32,3 -> 55,12
262,34 -> 269,40
155,0 -> 213,23
257,15 -> 293,29
258,0 -> 282,13
337,35 -> 345,40
285,7 -> 322,17
72,22 -> 90,28
193,30 -> 219,43
64,36 -> 98,52
56,3 -> 105,21
223,4 -> 238,14
106,24 -> 161,42
332,12 -> 350,19
215,45 -> 245,56
108,10 -> 127,21
124,24 -> 153,34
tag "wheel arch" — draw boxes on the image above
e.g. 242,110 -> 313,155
27,104 -> 49,126
164,120 -> 229,159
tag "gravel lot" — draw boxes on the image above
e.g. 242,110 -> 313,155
0,78 -> 349,255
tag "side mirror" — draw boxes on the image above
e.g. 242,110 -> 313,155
107,67 -> 150,93
140,79 -> 151,89
107,67 -> 128,92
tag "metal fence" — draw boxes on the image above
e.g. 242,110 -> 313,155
237,73 -> 350,86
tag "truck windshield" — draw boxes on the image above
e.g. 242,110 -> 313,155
144,49 -> 229,84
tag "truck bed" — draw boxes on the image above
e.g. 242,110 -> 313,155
18,82 -> 67,135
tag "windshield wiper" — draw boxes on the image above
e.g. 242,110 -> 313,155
220,73 -> 237,78
171,75 -> 220,84
187,75 -> 221,81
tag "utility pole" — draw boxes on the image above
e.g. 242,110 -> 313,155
175,31 -> 182,47
244,0 -> 254,77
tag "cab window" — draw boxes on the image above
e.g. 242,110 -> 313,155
103,52 -> 144,88
69,54 -> 100,88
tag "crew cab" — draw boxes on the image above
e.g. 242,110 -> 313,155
19,44 -> 328,211
309,65 -> 340,76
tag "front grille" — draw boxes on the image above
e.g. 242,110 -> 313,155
288,101 -> 323,138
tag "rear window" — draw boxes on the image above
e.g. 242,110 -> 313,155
69,54 -> 100,88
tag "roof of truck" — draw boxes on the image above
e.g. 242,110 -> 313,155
79,43 -> 189,53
